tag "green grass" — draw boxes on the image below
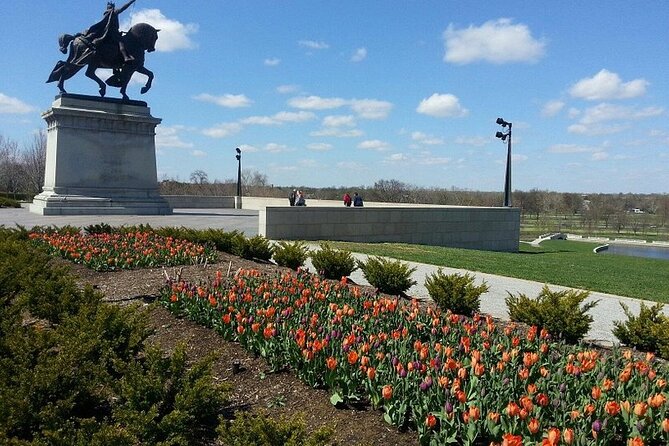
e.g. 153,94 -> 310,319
328,240 -> 669,303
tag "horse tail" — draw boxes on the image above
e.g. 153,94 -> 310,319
58,34 -> 76,54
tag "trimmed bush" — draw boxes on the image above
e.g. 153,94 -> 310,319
272,241 -> 310,270
247,235 -> 274,261
0,197 -> 21,208
424,270 -> 489,317
217,410 -> 333,446
613,302 -> 669,358
310,243 -> 357,280
356,256 -> 416,295
84,222 -> 114,234
506,285 -> 598,344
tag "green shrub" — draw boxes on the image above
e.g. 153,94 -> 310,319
247,235 -> 274,261
506,286 -> 598,344
273,241 -> 310,270
217,410 -> 333,446
613,302 -> 669,358
0,197 -> 21,208
310,243 -> 357,280
424,270 -> 489,317
356,256 -> 416,295
84,222 -> 114,234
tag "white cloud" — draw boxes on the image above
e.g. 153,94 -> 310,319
546,144 -> 595,154
418,156 -> 450,165
351,47 -> 367,62
350,99 -> 393,119
512,154 -> 528,162
311,128 -> 364,138
454,136 -> 488,147
358,139 -> 390,151
277,84 -> 299,94
592,151 -> 609,161
237,144 -> 260,153
541,100 -> 565,117
241,111 -> 316,126
202,122 -> 243,138
386,153 -> 409,162
307,143 -> 333,152
125,9 -> 198,52
569,69 -> 648,101
411,132 -> 444,145
322,115 -> 356,127
289,95 -> 347,110
156,125 -> 194,148
264,143 -> 293,153
191,149 -> 206,157
0,93 -> 35,114
443,18 -> 545,65
579,103 -> 663,124
264,58 -> 281,66
298,40 -> 330,50
194,93 -> 252,108
416,93 -> 468,118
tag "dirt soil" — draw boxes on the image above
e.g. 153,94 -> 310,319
68,252 -> 420,446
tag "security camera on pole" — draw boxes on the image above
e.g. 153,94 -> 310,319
495,118 -> 512,207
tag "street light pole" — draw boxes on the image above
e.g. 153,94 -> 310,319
495,118 -> 512,207
235,147 -> 242,198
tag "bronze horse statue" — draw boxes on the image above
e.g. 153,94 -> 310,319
47,23 -> 159,101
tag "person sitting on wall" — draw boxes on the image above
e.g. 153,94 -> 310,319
353,192 -> 363,207
289,189 -> 297,206
295,191 -> 306,206
343,192 -> 352,207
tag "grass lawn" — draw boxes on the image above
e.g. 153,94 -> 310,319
328,240 -> 669,303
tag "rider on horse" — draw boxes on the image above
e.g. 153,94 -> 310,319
61,1 -> 136,62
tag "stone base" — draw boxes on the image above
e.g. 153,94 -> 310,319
30,191 -> 172,216
30,94 -> 172,216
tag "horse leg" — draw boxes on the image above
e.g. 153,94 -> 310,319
135,66 -> 154,94
85,64 -> 107,97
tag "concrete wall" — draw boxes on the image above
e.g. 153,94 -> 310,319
259,206 -> 520,252
163,195 -> 237,209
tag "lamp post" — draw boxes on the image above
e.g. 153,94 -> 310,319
235,147 -> 242,197
495,117 -> 512,207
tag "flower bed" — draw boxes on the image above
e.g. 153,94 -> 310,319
160,268 -> 669,445
29,230 -> 216,270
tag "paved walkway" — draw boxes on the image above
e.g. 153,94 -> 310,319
3,206 -> 664,346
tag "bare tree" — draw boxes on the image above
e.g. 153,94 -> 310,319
189,169 -> 209,184
0,135 -> 22,197
20,131 -> 47,196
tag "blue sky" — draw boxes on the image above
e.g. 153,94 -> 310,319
1,1 -> 668,193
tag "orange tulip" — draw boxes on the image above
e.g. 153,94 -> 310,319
347,350 -> 359,365
661,418 -> 669,433
527,418 -> 540,434
425,414 -> 437,429
628,437 -> 644,446
649,393 -> 667,408
506,402 -> 520,417
382,384 -> 393,400
545,427 -> 560,446
501,433 -> 523,446
366,367 -> 376,380
591,386 -> 602,400
468,405 -> 481,421
634,402 -> 648,417
563,428 -> 575,444
536,393 -> 549,407
605,400 -> 621,416
488,411 -> 500,424
326,356 -> 337,370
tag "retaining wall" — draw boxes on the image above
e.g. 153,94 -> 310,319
259,206 -> 520,252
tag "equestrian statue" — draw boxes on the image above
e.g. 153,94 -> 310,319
47,1 -> 160,101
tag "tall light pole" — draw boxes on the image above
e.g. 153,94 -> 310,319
235,147 -> 242,197
495,117 -> 512,207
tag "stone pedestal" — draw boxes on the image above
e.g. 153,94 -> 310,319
30,94 -> 171,215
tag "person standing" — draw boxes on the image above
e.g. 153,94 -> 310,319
289,189 -> 297,206
353,192 -> 363,207
343,192 -> 352,207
